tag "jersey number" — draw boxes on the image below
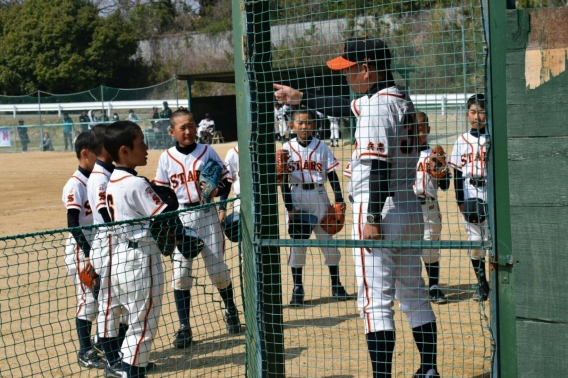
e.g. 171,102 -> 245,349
400,112 -> 418,155
106,194 -> 116,222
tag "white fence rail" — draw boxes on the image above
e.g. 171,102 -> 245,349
0,93 -> 473,118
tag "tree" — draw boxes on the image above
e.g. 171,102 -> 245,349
0,0 -> 145,94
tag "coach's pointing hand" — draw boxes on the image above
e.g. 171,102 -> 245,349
274,84 -> 303,106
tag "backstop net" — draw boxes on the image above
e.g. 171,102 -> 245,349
238,0 -> 493,377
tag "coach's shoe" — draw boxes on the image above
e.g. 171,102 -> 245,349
473,281 -> 490,302
172,325 -> 193,348
144,362 -> 156,372
104,362 -> 123,378
225,309 -> 242,334
429,287 -> 447,304
413,368 -> 440,378
332,285 -> 353,301
78,348 -> 106,369
289,286 -> 305,306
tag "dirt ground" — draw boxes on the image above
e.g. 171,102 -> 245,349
0,117 -> 492,377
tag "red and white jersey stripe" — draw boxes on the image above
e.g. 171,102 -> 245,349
154,144 -> 231,204
283,137 -> 339,185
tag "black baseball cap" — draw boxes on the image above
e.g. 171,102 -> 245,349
327,37 -> 391,71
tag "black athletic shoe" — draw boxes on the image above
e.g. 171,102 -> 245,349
225,309 -> 242,334
145,362 -> 156,372
429,288 -> 448,304
413,368 -> 440,378
104,362 -> 123,378
473,281 -> 490,302
332,285 -> 353,301
289,286 -> 305,306
172,325 -> 193,348
78,348 -> 106,369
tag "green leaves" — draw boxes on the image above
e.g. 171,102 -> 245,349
0,0 -> 143,94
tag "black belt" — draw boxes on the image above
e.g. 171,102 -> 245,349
294,183 -> 323,190
128,241 -> 139,249
182,202 -> 200,208
419,197 -> 436,205
469,178 -> 486,188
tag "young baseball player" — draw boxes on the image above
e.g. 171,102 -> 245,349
219,145 -> 240,225
274,103 -> 291,142
327,116 -> 341,147
448,94 -> 490,302
87,124 -> 133,377
62,131 -> 105,370
103,121 -> 180,378
414,112 -> 451,304
280,108 -> 351,306
154,108 -> 241,349
274,37 -> 439,378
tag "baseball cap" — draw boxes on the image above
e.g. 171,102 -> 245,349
327,37 -> 392,71
205,113 -> 211,117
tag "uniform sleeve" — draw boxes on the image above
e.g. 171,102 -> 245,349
154,152 -> 171,186
324,144 -> 340,172
354,98 -> 389,161
414,156 -> 427,197
63,180 -> 84,211
448,138 -> 463,171
130,178 -> 167,217
225,151 -> 239,182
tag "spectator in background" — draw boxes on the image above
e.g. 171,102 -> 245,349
62,112 -> 74,151
150,106 -> 159,129
112,113 -> 120,122
198,113 -> 215,141
79,110 -> 89,132
42,132 -> 54,151
17,119 -> 30,153
126,109 -> 140,123
100,110 -> 110,123
160,101 -> 173,121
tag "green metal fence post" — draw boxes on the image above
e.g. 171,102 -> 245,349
233,0 -> 285,376
186,79 -> 194,112
485,0 -> 517,377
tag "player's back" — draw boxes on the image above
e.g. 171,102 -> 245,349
87,161 -> 113,225
62,168 -> 94,240
106,168 -> 166,241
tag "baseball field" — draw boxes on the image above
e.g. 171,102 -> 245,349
0,119 -> 491,377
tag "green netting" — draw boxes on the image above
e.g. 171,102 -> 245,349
0,198 -> 245,377
239,0 -> 494,377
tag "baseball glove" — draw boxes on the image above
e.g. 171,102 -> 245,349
177,227 -> 205,259
288,212 -> 318,240
199,161 -> 223,202
150,218 -> 178,257
320,203 -> 346,235
151,184 -> 179,211
427,146 -> 448,179
78,269 -> 99,291
276,149 -> 290,184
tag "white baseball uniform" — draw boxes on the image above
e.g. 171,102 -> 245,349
414,148 -> 444,264
105,167 -> 167,368
224,146 -> 241,214
283,137 -> 341,267
448,131 -> 489,259
155,144 -> 233,291
328,116 -> 340,141
198,119 -> 215,139
62,168 -> 96,322
86,160 -> 122,338
275,105 -> 290,138
349,86 -> 435,334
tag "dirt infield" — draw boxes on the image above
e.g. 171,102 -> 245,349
0,129 -> 491,377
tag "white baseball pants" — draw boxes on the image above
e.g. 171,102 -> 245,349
171,206 -> 232,290
351,195 -> 435,334
287,185 -> 341,267
329,122 -> 340,140
111,238 -> 164,368
64,235 -> 97,322
420,201 -> 442,264
462,216 -> 489,259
